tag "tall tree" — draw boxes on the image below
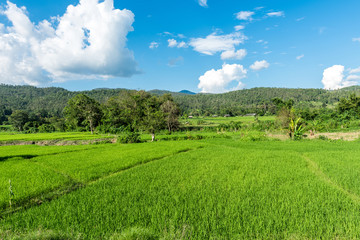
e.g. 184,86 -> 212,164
9,110 -> 29,131
64,94 -> 102,134
161,99 -> 180,133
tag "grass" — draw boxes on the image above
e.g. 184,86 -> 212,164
2,138 -> 360,238
0,132 -> 114,143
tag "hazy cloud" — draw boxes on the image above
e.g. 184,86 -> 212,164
149,41 -> 159,49
296,54 -> 304,60
198,63 -> 247,93
198,0 -> 207,7
168,56 -> 184,67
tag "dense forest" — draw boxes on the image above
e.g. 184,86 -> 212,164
1,84 -> 360,119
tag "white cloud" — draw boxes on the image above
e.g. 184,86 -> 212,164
234,25 -> 245,31
198,63 -> 247,93
236,11 -> 254,21
198,0 -> 208,7
189,32 -> 246,55
346,75 -> 360,81
177,41 -> 187,48
353,38 -> 360,42
0,0 -> 137,86
168,39 -> 178,47
250,60 -> 269,71
149,41 -> 159,49
321,65 -> 357,90
168,39 -> 187,48
349,67 -> 360,74
267,11 -> 284,17
296,54 -> 304,60
220,49 -> 247,60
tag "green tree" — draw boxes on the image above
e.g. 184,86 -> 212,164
160,95 -> 180,133
64,94 -> 102,134
142,96 -> 165,141
9,110 -> 29,131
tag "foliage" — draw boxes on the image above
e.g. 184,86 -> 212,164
9,110 -> 29,131
289,117 -> 305,140
117,132 -> 141,144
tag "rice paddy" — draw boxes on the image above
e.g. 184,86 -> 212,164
1,134 -> 360,239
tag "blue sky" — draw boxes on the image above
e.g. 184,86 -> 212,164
0,0 -> 360,92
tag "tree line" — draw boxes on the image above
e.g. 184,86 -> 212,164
8,91 -> 180,141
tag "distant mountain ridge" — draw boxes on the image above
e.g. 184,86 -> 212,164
1,84 -> 360,116
179,90 -> 196,95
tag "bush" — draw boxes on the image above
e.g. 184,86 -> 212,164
117,132 -> 141,144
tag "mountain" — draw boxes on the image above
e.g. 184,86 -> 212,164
179,90 -> 196,95
1,84 -> 360,116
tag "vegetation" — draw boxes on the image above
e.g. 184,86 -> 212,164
2,139 -> 360,238
3,84 -> 360,238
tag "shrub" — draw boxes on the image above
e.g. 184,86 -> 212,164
117,132 -> 141,144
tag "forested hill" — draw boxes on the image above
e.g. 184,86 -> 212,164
0,84 -> 359,116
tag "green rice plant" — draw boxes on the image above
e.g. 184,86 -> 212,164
8,180 -> 14,208
3,139 -> 360,239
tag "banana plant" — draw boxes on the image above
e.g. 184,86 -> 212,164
289,117 -> 304,140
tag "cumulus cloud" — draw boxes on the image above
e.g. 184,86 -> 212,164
267,11 -> 284,17
296,54 -> 304,60
168,39 -> 178,47
250,60 -> 269,71
0,0 -> 137,86
353,38 -> 360,43
198,64 -> 247,93
149,41 -> 159,49
236,11 -> 255,21
321,65 -> 357,90
198,0 -> 208,7
189,32 -> 246,55
220,49 -> 247,60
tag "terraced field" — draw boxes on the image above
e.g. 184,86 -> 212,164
2,137 -> 360,239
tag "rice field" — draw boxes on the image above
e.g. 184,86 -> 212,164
2,136 -> 360,239
0,132 -> 114,143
